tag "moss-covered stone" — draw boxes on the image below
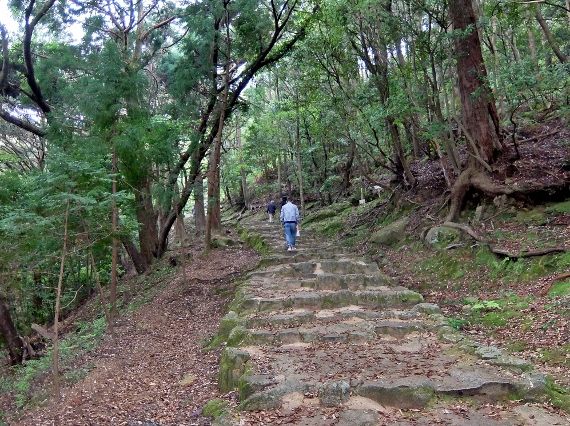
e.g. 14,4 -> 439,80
227,325 -> 250,347
358,382 -> 435,409
202,398 -> 229,418
219,347 -> 251,392
237,227 -> 270,254
369,217 -> 409,247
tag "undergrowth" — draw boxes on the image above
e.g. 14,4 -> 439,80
2,316 -> 107,409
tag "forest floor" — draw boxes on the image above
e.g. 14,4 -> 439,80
0,236 -> 259,425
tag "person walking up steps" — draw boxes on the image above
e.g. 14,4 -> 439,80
280,196 -> 300,251
266,200 -> 277,222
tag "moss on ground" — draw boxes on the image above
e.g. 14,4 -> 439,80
548,280 -> 570,298
545,377 -> 570,412
237,226 -> 270,255
546,200 -> 570,214
6,317 -> 107,409
202,398 -> 229,418
463,295 -> 532,328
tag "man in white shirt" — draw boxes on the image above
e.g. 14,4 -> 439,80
279,197 -> 300,251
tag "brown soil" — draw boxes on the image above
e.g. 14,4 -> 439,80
2,244 -> 259,425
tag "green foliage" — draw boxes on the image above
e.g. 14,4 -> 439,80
474,247 -> 570,283
540,344 -> 570,367
418,252 -> 466,281
448,317 -> 468,330
470,300 -> 501,312
514,209 -> 546,225
9,317 -> 106,409
467,295 -> 532,328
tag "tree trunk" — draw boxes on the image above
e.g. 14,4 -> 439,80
276,150 -> 282,198
526,8 -> 539,70
295,88 -> 305,214
135,178 -> 159,265
121,238 -> 148,274
0,295 -> 22,365
450,0 -> 502,165
206,142 -> 222,234
535,5 -> 567,64
53,200 -> 70,398
194,174 -> 206,233
206,21 -> 231,248
110,146 -> 118,321
236,122 -> 249,208
448,0 -> 503,220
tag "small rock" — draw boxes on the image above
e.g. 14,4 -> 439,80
369,217 -> 409,247
474,345 -> 502,360
319,380 -> 351,407
179,373 -> 197,386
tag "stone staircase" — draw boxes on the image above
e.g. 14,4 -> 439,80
217,219 -> 568,425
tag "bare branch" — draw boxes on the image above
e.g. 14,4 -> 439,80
0,107 -> 46,137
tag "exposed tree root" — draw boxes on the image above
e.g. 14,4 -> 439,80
446,166 -> 569,222
440,221 -> 569,259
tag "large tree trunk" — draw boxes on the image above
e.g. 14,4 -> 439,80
450,0 -> 502,165
206,143 -> 222,233
135,179 -> 159,265
526,8 -> 539,70
295,88 -> 305,214
0,295 -> 22,365
194,174 -> 206,233
448,0 -> 503,220
110,146 -> 118,320
121,238 -> 148,274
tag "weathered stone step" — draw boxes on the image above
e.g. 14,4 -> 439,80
244,303 -> 441,328
237,288 -> 423,313
247,274 -> 394,294
258,253 -> 352,267
238,319 -> 427,346
249,259 -> 381,280
220,341 -> 545,412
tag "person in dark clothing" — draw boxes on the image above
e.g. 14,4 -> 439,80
266,200 -> 277,222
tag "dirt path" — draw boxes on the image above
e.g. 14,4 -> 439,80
219,218 -> 569,425
11,246 -> 259,426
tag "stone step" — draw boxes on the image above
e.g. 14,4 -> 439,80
244,304 -> 441,329
239,397 -> 569,426
239,319 -> 427,346
237,288 -> 423,313
249,259 -> 381,280
247,274 -> 395,293
220,339 -> 545,412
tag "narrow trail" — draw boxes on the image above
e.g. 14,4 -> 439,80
221,217 -> 569,425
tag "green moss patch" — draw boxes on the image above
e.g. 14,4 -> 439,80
202,398 -> 229,419
237,227 -> 270,255
548,280 -> 570,298
546,200 -> 570,214
545,377 -> 570,412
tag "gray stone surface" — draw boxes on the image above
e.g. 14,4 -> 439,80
369,217 -> 410,246
218,216 -> 568,425
318,380 -> 351,406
